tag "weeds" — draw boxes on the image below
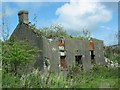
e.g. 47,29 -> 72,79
2,65 -> 119,88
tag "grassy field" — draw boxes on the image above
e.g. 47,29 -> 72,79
2,64 -> 119,88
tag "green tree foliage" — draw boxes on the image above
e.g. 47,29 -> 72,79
37,24 -> 71,38
30,24 -> 92,40
2,40 -> 40,75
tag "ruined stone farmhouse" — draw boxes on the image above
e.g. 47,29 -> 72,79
10,10 -> 107,72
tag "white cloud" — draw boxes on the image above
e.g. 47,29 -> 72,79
55,0 -> 112,32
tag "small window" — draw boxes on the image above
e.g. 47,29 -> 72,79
90,50 -> 95,64
75,55 -> 82,65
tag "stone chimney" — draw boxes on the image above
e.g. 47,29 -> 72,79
18,10 -> 28,24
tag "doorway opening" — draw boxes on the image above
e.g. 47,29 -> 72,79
75,55 -> 83,70
60,56 -> 67,71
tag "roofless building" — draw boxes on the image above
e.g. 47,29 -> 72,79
10,10 -> 107,72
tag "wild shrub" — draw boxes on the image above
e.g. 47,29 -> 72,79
2,40 -> 40,75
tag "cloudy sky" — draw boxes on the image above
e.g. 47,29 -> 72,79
0,0 -> 119,46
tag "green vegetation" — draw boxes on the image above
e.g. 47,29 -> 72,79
2,40 -> 40,76
2,40 -> 119,88
1,25 -> 119,88
2,65 -> 119,88
37,24 -> 71,38
106,52 -> 120,63
30,24 -> 92,40
105,46 -> 120,63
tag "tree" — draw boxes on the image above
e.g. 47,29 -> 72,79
2,40 -> 40,75
38,24 -> 70,38
82,28 -> 91,39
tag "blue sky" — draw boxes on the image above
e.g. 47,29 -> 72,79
1,1 -> 118,46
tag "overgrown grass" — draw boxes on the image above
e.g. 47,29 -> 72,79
2,65 -> 119,88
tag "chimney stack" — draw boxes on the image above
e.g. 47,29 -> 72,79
18,10 -> 28,24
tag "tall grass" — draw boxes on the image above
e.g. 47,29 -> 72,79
2,65 -> 119,88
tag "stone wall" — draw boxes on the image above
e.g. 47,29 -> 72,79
10,23 -> 106,72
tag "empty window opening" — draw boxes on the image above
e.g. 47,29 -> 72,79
90,50 -> 95,64
60,56 -> 67,71
75,55 -> 83,70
